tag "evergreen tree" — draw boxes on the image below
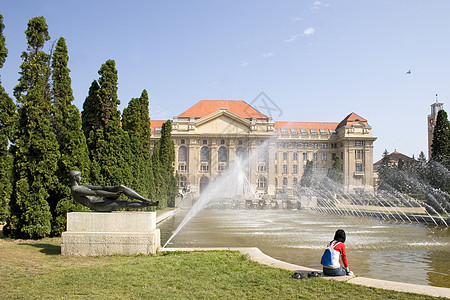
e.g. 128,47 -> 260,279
122,89 -> 155,199
5,17 -> 60,238
81,60 -> 132,186
377,150 -> 395,191
159,120 -> 177,207
50,37 -> 90,235
152,142 -> 167,208
327,156 -> 343,184
0,13 -> 16,222
300,160 -> 314,188
431,109 -> 450,169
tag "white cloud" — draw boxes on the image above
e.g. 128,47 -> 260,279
290,17 -> 302,22
285,34 -> 300,43
303,27 -> 316,36
262,52 -> 273,58
311,1 -> 329,10
238,61 -> 248,68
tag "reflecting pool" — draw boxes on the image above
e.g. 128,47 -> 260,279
159,209 -> 450,288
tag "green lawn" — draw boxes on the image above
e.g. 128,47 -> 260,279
0,238 -> 439,299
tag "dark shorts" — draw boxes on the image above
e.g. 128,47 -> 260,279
323,266 -> 347,276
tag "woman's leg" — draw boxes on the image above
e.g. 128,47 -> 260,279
323,267 -> 347,276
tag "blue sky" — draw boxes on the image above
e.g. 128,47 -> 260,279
1,0 -> 449,160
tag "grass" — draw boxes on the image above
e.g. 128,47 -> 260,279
0,238 -> 441,299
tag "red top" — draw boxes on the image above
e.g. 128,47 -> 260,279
329,241 -> 349,268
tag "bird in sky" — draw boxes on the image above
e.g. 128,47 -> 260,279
406,70 -> 411,74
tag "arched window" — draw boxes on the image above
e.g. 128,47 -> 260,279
200,146 -> 210,163
257,177 -> 267,188
236,147 -> 245,160
218,146 -> 228,163
283,177 -> 288,186
179,176 -> 187,188
178,146 -> 187,162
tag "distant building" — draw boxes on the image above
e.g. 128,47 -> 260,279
151,100 -> 376,197
428,100 -> 444,158
373,150 -> 413,172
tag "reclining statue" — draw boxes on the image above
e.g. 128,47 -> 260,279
70,170 -> 158,212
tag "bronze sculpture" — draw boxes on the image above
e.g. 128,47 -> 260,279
70,170 -> 158,212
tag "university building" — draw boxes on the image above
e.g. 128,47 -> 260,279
151,100 -> 376,197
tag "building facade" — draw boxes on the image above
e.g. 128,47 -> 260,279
151,100 -> 376,197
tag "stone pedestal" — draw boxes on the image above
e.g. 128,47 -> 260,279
61,212 -> 160,256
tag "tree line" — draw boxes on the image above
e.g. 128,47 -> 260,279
0,15 -> 177,239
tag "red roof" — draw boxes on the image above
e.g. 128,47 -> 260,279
274,122 -> 338,131
374,151 -> 413,166
150,120 -> 165,131
337,112 -> 368,129
178,100 -> 268,119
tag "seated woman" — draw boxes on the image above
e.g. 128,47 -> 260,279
70,170 -> 158,212
321,229 -> 354,276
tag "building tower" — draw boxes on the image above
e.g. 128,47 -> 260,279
428,95 -> 444,158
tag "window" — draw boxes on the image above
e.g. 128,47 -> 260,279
283,152 -> 288,160
293,164 -> 298,174
303,153 -> 308,160
301,142 -> 308,148
293,177 -> 298,185
200,146 -> 210,162
218,165 -> 226,172
355,150 -> 363,159
310,129 -> 318,134
322,153 -> 327,161
280,128 -> 288,134
322,166 -> 327,173
300,128 -> 308,135
282,142 -> 288,148
293,152 -> 298,160
290,128 -> 298,134
180,139 -> 185,144
275,165 -> 278,173
203,140 -> 207,145
283,177 -> 288,186
356,163 -> 363,172
275,178 -> 278,188
282,164 -> 287,174
238,140 -> 243,145
321,143 -> 327,149
218,146 -> 228,163
221,139 -> 225,145
179,176 -> 187,188
332,153 -> 337,160
355,140 -> 364,146
311,143 -> 318,148
200,165 -> 209,172
329,129 -> 336,134
257,177 -> 267,188
312,165 -> 317,173
275,152 -> 278,160
258,164 -> 267,172
320,129 -> 327,135
313,153 -> 317,161
291,142 -> 299,148
178,165 -> 187,172
178,146 -> 187,162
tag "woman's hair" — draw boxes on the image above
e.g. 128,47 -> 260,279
333,229 -> 346,243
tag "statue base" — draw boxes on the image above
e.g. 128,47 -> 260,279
61,212 -> 160,256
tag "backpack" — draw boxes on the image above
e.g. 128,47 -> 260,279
320,241 -> 340,266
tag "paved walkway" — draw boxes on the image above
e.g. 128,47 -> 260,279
159,247 -> 450,298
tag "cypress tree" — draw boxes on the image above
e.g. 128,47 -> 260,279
122,89 -> 155,199
0,13 -> 16,222
431,109 -> 450,169
159,120 -> 177,207
327,156 -> 343,184
81,60 -> 132,186
300,160 -> 314,188
5,17 -> 60,238
50,37 -> 90,235
152,142 -> 167,208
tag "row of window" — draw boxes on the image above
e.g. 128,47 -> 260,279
275,152 -> 334,161
277,142 -> 339,149
276,128 -> 336,135
180,139 -> 244,146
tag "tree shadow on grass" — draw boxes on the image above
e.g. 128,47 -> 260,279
21,243 -> 61,255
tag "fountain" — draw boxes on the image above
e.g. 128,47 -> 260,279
160,142 -> 450,287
